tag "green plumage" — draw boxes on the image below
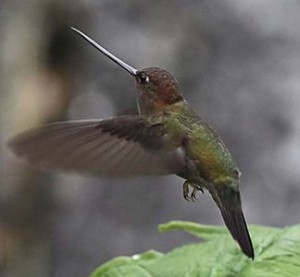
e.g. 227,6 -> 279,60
8,29 -> 254,259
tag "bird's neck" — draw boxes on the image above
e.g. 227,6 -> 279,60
137,99 -> 188,116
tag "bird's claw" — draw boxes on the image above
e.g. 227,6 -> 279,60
191,188 -> 197,202
183,181 -> 190,201
183,181 -> 204,202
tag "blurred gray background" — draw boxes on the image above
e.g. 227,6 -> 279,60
1,0 -> 300,276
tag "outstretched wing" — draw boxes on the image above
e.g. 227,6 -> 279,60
8,115 -> 185,176
210,187 -> 254,259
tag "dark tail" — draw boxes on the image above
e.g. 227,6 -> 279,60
211,188 -> 254,259
220,205 -> 254,259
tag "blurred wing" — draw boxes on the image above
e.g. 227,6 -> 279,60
8,115 -> 185,176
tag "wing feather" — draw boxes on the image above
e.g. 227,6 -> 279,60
8,116 -> 185,176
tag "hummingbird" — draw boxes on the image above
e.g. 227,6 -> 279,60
8,27 -> 254,259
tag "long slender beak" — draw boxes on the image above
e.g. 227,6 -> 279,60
71,27 -> 138,76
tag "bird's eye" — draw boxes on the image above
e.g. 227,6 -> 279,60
138,72 -> 149,83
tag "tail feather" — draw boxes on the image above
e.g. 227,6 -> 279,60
220,206 -> 254,259
211,187 -> 254,259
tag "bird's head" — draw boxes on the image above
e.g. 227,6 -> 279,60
71,28 -> 183,115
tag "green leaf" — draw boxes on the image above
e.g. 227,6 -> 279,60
90,251 -> 164,277
90,222 -> 300,277
159,220 -> 228,240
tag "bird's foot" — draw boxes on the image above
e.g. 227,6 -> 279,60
183,181 -> 204,202
183,181 -> 190,201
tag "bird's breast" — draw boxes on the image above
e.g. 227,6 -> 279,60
184,124 -> 238,183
